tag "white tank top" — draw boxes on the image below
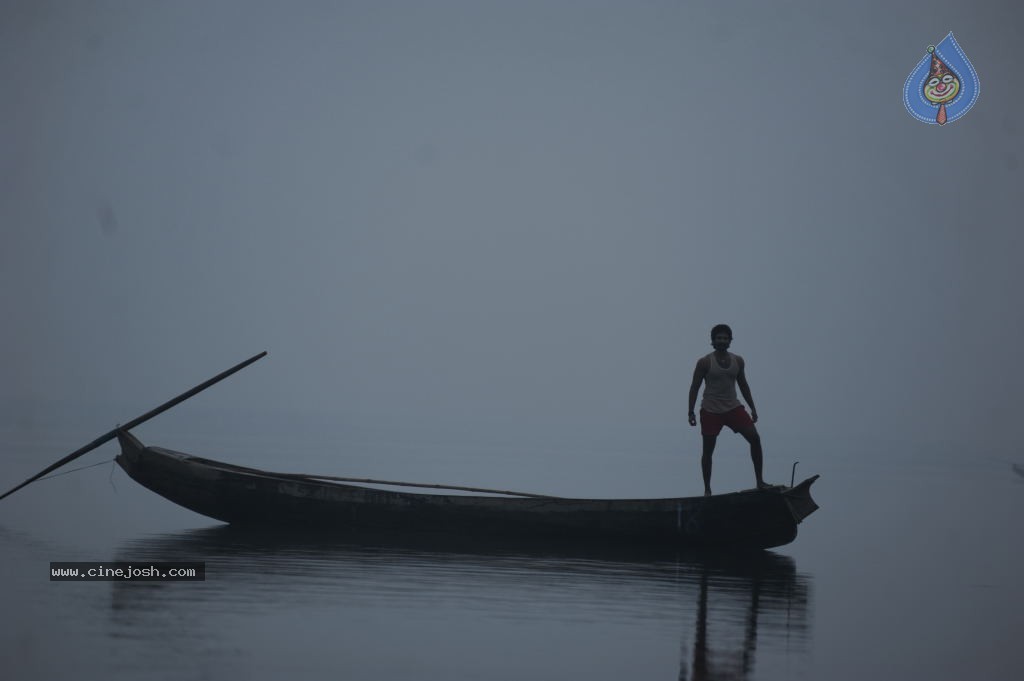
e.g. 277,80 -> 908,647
701,352 -> 742,414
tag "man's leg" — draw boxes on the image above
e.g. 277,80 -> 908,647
701,435 -> 717,496
737,426 -> 768,488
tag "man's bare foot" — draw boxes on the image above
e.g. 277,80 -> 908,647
704,489 -> 712,497
756,481 -> 774,490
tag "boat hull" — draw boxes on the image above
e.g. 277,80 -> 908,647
115,431 -> 818,550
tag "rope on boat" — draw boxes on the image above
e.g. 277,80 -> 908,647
34,458 -> 116,482
271,471 -> 562,499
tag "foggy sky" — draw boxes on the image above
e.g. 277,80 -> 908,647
2,0 -> 1022,462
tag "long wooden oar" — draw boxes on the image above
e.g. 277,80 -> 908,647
0,351 -> 267,502
272,472 -> 560,499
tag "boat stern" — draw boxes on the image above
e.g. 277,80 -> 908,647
115,429 -> 147,470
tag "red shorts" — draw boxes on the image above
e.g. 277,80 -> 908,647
700,406 -> 754,437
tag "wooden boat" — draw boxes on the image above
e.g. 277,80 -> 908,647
115,430 -> 820,550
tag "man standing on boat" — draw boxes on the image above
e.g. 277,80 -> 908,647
688,324 -> 769,496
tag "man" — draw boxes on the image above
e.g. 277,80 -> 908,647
688,324 -> 770,496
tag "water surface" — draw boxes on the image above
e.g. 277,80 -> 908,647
2,425 -> 1021,680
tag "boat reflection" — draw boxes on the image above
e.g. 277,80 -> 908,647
110,527 -> 812,679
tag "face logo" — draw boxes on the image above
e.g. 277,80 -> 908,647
924,73 -> 960,104
920,51 -> 961,124
902,33 -> 979,126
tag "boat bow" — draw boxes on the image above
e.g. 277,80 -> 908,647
782,475 -> 820,523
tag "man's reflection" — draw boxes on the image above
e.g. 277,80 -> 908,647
679,552 -> 809,681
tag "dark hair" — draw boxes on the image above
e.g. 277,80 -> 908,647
710,324 -> 733,340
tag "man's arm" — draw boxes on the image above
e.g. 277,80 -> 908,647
736,357 -> 758,423
688,357 -> 708,426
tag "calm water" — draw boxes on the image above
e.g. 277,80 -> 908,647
1,422 -> 1022,680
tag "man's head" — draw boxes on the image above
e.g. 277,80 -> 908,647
710,324 -> 733,351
